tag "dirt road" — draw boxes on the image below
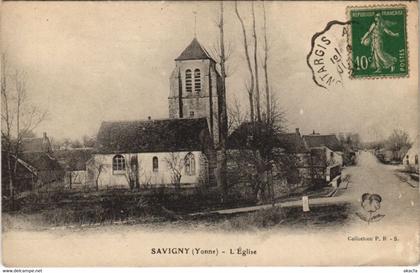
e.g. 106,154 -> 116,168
341,151 -> 419,226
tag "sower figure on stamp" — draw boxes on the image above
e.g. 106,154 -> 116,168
361,13 -> 399,73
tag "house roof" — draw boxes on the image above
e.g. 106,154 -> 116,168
21,138 -> 43,152
175,38 -> 215,61
277,133 -> 308,153
227,122 -> 307,153
20,133 -> 52,154
96,118 -> 211,154
53,149 -> 93,171
303,134 -> 343,152
20,152 -> 63,172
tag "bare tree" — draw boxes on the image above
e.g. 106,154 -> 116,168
235,1 -> 255,122
82,134 -> 96,148
124,155 -> 140,190
228,96 -> 287,203
262,0 -> 271,121
228,96 -> 248,134
1,53 -> 47,202
251,1 -> 261,122
385,129 -> 412,162
87,159 -> 106,191
164,152 -> 184,190
214,1 -> 229,200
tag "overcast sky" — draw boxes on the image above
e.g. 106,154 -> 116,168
1,1 -> 418,142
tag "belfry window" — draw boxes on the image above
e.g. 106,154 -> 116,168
194,69 -> 201,92
185,69 -> 192,93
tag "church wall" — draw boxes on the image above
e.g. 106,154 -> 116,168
88,151 -> 207,189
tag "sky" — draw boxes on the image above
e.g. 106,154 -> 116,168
1,1 -> 418,143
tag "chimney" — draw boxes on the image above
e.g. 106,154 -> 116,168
148,116 -> 151,120
43,132 -> 47,139
295,128 -> 300,135
313,130 -> 316,135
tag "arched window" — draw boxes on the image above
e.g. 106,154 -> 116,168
153,156 -> 159,172
184,152 -> 196,176
112,155 -> 126,172
194,69 -> 201,92
185,69 -> 192,93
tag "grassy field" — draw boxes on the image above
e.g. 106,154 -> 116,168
2,182 -> 347,232
3,202 -> 352,233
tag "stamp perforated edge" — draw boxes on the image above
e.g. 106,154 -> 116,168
346,4 -> 409,80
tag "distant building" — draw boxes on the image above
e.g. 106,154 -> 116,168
2,132 -> 63,196
20,152 -> 63,187
21,132 -> 52,154
227,124 -> 314,186
54,148 -> 94,188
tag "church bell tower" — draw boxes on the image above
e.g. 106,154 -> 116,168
168,38 -> 223,146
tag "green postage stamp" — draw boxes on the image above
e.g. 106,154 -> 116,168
348,5 -> 408,78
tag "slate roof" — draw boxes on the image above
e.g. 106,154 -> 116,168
21,137 -> 51,153
20,152 -> 63,172
53,149 -> 93,171
96,118 -> 211,154
277,133 -> 308,153
227,122 -> 308,153
175,38 -> 215,61
21,138 -> 43,152
302,134 -> 343,152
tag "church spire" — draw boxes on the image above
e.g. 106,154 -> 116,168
175,38 -> 214,62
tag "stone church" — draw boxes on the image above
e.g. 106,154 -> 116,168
87,38 -> 225,189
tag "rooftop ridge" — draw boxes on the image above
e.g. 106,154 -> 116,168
101,117 -> 207,124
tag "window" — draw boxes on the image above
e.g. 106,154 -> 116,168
153,156 -> 159,172
189,111 -> 194,117
415,155 -> 418,165
185,69 -> 192,93
112,155 -> 126,172
330,152 -> 334,158
194,69 -> 201,92
184,152 -> 196,176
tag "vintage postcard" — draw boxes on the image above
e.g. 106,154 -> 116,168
1,0 -> 419,267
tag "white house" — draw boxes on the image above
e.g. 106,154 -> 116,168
87,118 -> 213,189
303,133 -> 344,167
